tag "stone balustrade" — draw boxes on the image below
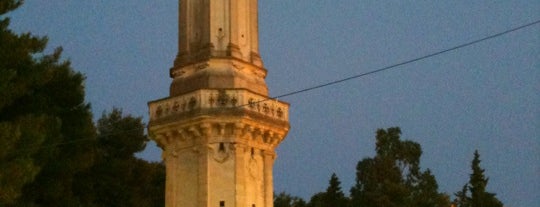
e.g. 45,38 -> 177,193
148,89 -> 289,122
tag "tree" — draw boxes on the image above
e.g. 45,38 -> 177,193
0,1 -> 46,204
453,185 -> 471,207
410,170 -> 450,207
349,127 -> 449,207
95,108 -> 147,159
275,192 -> 307,207
73,109 -> 165,207
1,1 -> 95,205
307,192 -> 324,207
307,173 -> 348,207
469,151 -> 503,207
0,116 -> 52,204
1,2 -> 165,206
322,173 -> 348,207
454,150 -> 503,207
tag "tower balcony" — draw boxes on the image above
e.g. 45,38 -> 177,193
148,89 -> 289,126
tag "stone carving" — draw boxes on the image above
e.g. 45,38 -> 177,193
217,90 -> 229,106
248,155 -> 260,179
217,28 -> 225,40
262,103 -> 269,114
232,62 -> 244,70
211,143 -> 230,163
209,96 -> 215,106
150,89 -> 288,121
248,98 -> 256,109
277,108 -> 283,118
231,97 -> 238,106
195,63 -> 209,70
156,106 -> 163,117
188,97 -> 197,110
173,101 -> 180,112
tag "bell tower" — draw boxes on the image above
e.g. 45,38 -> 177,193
148,1 -> 289,207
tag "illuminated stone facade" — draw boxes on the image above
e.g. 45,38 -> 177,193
148,1 -> 289,207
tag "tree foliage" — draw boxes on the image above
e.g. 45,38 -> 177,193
275,192 -> 307,207
1,1 -> 94,205
322,173 -> 348,207
453,150 -> 503,207
454,184 -> 471,207
1,2 -> 164,206
349,127 -> 449,207
74,109 -> 165,207
307,173 -> 348,207
269,131 -> 506,207
0,116 -> 52,204
410,170 -> 451,207
96,109 -> 147,158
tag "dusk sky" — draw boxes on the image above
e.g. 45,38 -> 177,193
8,1 -> 539,206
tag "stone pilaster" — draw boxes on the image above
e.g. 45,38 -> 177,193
263,151 -> 275,207
235,143 -> 248,207
197,124 -> 210,207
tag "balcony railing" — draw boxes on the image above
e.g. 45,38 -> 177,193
148,89 -> 289,122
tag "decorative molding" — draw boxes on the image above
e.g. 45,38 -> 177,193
149,89 -> 289,122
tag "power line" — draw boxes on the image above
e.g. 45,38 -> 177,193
271,19 -> 540,100
10,19 -> 540,153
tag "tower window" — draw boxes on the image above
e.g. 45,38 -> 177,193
220,201 -> 225,207
219,142 -> 225,152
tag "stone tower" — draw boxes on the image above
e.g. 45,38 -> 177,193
147,1 -> 290,207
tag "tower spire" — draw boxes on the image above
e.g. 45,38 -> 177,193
175,0 -> 262,67
148,1 -> 289,207
170,0 -> 268,96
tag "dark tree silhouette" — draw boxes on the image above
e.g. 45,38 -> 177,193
454,150 -> 503,207
350,127 -> 449,207
1,1 -> 95,205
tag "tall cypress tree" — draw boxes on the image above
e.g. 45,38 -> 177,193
468,151 -> 503,207
322,173 -> 348,207
453,150 -> 503,207
307,173 -> 348,207
454,185 -> 471,207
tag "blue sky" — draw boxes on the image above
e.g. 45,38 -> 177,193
8,1 -> 539,206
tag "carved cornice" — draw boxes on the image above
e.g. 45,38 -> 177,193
151,119 -> 288,151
